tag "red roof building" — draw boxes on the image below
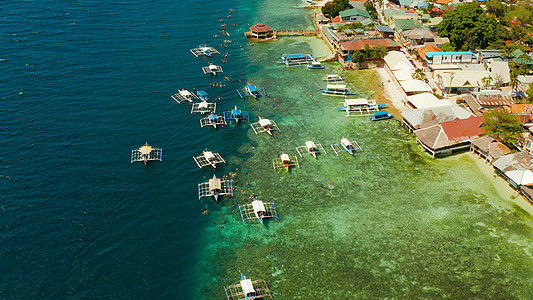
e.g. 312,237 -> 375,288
441,115 -> 485,140
248,23 -> 273,39
416,44 -> 442,60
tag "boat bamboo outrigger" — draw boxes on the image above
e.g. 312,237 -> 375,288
223,106 -> 250,123
193,149 -> 225,168
321,84 -> 357,96
278,53 -> 315,65
322,74 -> 345,82
171,89 -> 199,104
196,90 -> 209,101
331,138 -> 363,156
190,45 -> 220,57
338,98 -> 386,117
131,142 -> 162,164
200,113 -> 227,128
191,100 -> 216,114
272,153 -> 299,171
295,140 -> 326,158
224,274 -> 273,300
250,117 -> 280,135
198,174 -> 233,202
238,196 -> 278,225
202,63 -> 223,75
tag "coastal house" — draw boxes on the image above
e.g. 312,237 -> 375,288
416,44 -> 442,60
470,135 -> 511,163
486,59 -> 511,87
384,51 -> 415,71
393,19 -> 424,40
471,90 -> 514,108
321,26 -> 341,50
424,51 -> 477,65
349,0 -> 366,10
339,8 -> 371,23
429,7 -> 444,17
338,39 -> 400,61
405,92 -> 450,109
434,70 -> 489,94
401,28 -> 437,47
511,49 -> 533,66
477,50 -> 505,63
521,127 -> 533,154
375,25 -> 395,38
399,79 -> 433,95
248,23 -> 273,40
492,151 -> 533,173
423,17 -> 443,31
414,115 -> 485,157
400,104 -> 473,132
504,104 -> 533,125
460,94 -> 485,116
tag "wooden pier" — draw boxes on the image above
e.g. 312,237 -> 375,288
245,29 -> 316,40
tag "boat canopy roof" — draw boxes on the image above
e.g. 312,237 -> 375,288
209,178 -> 222,190
197,90 -> 208,97
179,90 -> 192,96
240,278 -> 255,295
280,153 -> 290,161
199,101 -> 209,108
251,200 -> 266,212
327,84 -> 347,89
204,151 -> 215,159
284,53 -> 307,59
208,114 -> 218,121
374,111 -> 390,117
247,83 -> 258,93
258,118 -> 271,127
305,140 -> 316,148
345,98 -> 368,106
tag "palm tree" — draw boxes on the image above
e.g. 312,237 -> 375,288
412,68 -> 425,81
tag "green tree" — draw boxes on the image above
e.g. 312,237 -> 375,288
441,42 -> 455,51
322,0 -> 352,18
482,108 -> 524,145
364,1 -> 378,20
526,82 -> 533,103
364,44 -> 389,60
485,0 -> 508,19
412,68 -> 425,81
481,75 -> 493,88
351,50 -> 365,63
437,3 -> 509,50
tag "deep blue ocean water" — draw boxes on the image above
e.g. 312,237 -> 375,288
0,0 -> 255,298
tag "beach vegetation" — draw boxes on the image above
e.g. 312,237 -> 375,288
322,0 -> 352,18
526,82 -> 533,103
337,22 -> 373,31
437,3 -> 509,50
440,42 -> 455,52
364,1 -> 378,20
482,108 -> 524,145
412,68 -> 425,81
350,45 -> 388,63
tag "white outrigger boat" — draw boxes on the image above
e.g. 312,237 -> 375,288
321,84 -> 357,96
200,113 -> 226,128
191,100 -> 216,114
223,106 -> 250,123
331,138 -> 363,156
190,45 -> 220,57
238,196 -> 278,225
198,174 -> 233,202
250,117 -> 280,135
171,89 -> 199,104
224,274 -> 272,300
131,142 -> 162,164
202,63 -> 223,75
307,61 -> 324,69
295,140 -> 326,158
338,98 -> 386,116
272,153 -> 299,172
322,74 -> 345,82
278,53 -> 315,65
193,149 -> 225,168
237,83 -> 266,99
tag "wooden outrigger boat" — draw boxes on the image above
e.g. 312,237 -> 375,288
131,142 -> 162,164
238,196 -> 278,225
330,138 -> 363,156
307,61 -> 324,69
193,149 -> 225,168
200,113 -> 227,128
224,274 -> 273,300
196,90 -> 209,101
171,89 -> 199,104
202,63 -> 223,75
190,45 -> 220,57
338,98 -> 382,117
237,83 -> 266,99
250,117 -> 280,136
278,53 -> 315,65
371,111 -> 394,121
191,100 -> 216,114
295,140 -> 326,158
321,84 -> 357,96
322,74 -> 344,82
223,106 -> 250,123
198,174 -> 233,202
272,153 -> 299,172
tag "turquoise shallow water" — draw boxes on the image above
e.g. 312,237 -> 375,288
1,0 -> 533,298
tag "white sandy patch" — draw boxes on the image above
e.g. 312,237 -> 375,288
375,67 -> 408,110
